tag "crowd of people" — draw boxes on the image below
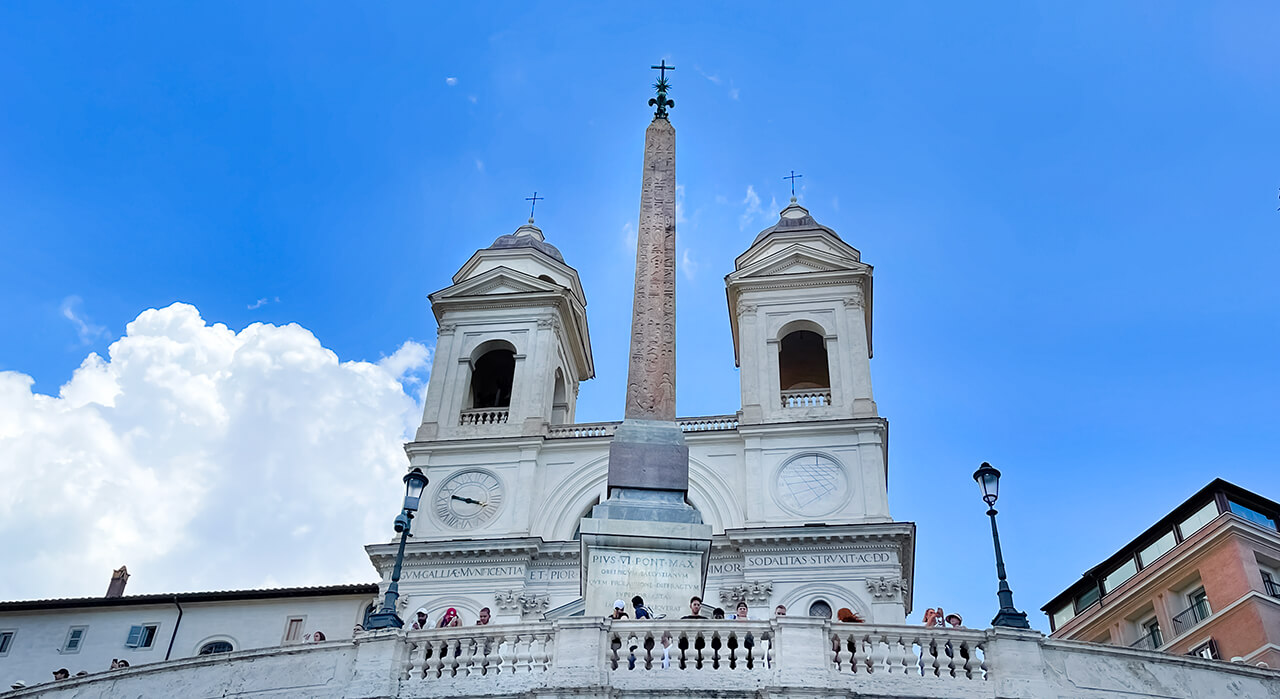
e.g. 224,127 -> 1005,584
409,606 -> 493,629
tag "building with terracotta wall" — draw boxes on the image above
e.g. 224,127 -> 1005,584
1042,479 -> 1280,667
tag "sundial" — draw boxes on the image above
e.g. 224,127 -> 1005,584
776,454 -> 849,516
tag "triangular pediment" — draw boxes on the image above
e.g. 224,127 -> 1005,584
732,244 -> 868,282
434,266 -> 560,300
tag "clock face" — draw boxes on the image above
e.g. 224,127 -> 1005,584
775,454 -> 849,517
432,470 -> 504,530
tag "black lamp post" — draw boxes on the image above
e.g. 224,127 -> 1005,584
365,467 -> 430,630
973,462 -> 1031,629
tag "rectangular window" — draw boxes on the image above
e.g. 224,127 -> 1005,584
1051,602 -> 1076,631
1103,557 -> 1139,592
1143,618 -> 1163,648
1263,570 -> 1280,598
0,630 -> 14,655
284,617 -> 305,643
1190,639 -> 1220,660
1178,501 -> 1220,539
1228,501 -> 1278,531
1075,584 -> 1101,613
1138,530 -> 1178,567
62,626 -> 87,654
125,624 -> 159,649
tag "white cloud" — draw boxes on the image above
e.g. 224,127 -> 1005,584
728,86 -> 740,100
693,65 -> 722,85
60,295 -> 107,345
248,296 -> 281,310
739,185 -> 763,230
445,77 -> 458,86
621,221 -> 636,253
675,184 -> 687,224
681,249 -> 698,281
0,303 -> 431,600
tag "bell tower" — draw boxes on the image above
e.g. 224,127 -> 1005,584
415,218 -> 593,441
725,197 -> 876,426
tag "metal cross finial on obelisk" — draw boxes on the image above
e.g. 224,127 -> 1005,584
784,170 -> 803,197
649,60 -> 675,119
525,191 -> 544,222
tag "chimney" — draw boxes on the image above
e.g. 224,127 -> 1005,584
105,566 -> 129,598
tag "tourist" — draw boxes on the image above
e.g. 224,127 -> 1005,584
837,608 -> 865,623
109,659 -> 120,670
52,668 -> 70,681
116,660 -> 130,668
932,607 -> 946,626
74,671 -> 89,677
774,604 -> 787,617
310,630 -> 326,642
631,595 -> 652,619
711,607 -> 725,619
923,607 -> 939,626
476,607 -> 491,625
411,610 -> 429,630
945,613 -> 964,628
437,608 -> 461,628
681,595 -> 704,619
352,624 -> 364,635
610,599 -> 629,619
734,601 -> 749,620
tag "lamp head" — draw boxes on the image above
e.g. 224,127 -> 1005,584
402,468 -> 428,512
973,462 -> 1001,507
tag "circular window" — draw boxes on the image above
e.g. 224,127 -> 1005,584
808,600 -> 833,619
199,641 -> 234,655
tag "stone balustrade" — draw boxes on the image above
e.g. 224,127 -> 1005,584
781,388 -> 831,408
458,408 -> 509,426
546,416 -> 739,439
9,618 -> 1280,698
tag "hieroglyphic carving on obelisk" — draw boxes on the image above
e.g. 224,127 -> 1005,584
623,117 -> 677,421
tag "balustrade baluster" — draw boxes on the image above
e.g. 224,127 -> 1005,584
534,632 -> 551,672
460,637 -> 476,677
423,639 -> 443,679
499,634 -> 516,674
871,633 -> 889,673
515,633 -> 532,673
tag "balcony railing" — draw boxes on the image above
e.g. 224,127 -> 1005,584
1265,579 -> 1280,599
1171,599 -> 1210,637
545,416 -> 740,439
396,618 -> 986,693
459,408 -> 509,426
1129,628 -> 1163,650
781,388 -> 831,408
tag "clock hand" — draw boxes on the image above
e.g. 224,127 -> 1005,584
451,495 -> 483,506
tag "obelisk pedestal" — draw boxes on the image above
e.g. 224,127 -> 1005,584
580,80 -> 712,619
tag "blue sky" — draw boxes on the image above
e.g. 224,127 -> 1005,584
2,3 -> 1278,629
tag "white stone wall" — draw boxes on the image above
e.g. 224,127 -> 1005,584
0,594 -> 370,690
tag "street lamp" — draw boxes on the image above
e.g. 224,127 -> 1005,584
365,467 -> 430,630
972,462 -> 1031,629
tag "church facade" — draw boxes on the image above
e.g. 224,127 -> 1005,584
368,192 -> 913,625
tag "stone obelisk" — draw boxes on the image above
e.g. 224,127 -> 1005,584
579,62 -> 712,619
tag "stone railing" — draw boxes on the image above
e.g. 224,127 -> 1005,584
781,388 -> 831,408
546,415 -> 739,440
403,623 -> 554,681
10,619 -> 1280,698
606,619 -> 773,672
459,408 -> 509,426
546,421 -> 618,439
830,624 -> 986,679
